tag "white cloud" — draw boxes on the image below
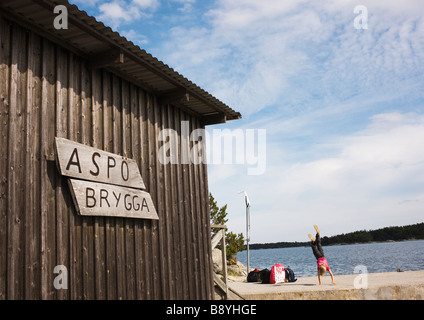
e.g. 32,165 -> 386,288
157,0 -> 424,117
71,0 -> 424,243
95,0 -> 160,30
170,0 -> 196,13
121,29 -> 149,46
211,112 -> 424,242
132,0 -> 159,9
97,1 -> 140,29
71,0 -> 102,7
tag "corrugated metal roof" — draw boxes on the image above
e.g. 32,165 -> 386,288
0,0 -> 241,124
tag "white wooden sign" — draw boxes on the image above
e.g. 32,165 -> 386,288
55,137 -> 158,220
68,179 -> 159,220
55,137 -> 146,189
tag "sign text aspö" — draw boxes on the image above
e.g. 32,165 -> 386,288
55,137 -> 145,189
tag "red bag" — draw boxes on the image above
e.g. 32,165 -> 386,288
270,263 -> 285,284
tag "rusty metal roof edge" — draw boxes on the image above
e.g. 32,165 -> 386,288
51,0 -> 242,121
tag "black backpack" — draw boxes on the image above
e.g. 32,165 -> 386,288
247,270 -> 261,282
260,268 -> 271,284
285,267 -> 297,282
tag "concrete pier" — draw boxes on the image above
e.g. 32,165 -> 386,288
228,271 -> 424,300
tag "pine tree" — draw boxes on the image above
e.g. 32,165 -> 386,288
209,193 -> 245,262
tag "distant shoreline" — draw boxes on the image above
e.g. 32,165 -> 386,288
248,238 -> 423,251
248,222 -> 424,250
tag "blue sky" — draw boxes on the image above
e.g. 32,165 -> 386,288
70,0 -> 424,242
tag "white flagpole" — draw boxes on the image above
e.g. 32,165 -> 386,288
238,191 -> 251,278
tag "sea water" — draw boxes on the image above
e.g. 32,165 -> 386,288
236,240 -> 424,278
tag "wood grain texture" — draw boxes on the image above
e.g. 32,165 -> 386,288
68,179 -> 159,220
55,137 -> 146,190
0,15 -> 214,300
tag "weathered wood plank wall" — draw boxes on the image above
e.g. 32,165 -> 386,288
0,16 -> 213,300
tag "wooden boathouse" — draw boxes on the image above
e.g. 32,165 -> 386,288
0,0 -> 241,300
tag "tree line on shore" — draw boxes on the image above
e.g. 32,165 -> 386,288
250,222 -> 424,250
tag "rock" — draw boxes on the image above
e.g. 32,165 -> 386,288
212,249 -> 251,278
227,261 -> 249,277
212,248 -> 223,273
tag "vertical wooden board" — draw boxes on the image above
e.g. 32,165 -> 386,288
94,214 -> 106,300
191,116 -> 202,298
204,176 -> 214,299
123,80 -> 132,238
129,85 -> 140,162
0,15 -> 11,300
44,41 -> 58,300
122,80 -> 135,300
31,32 -> 43,300
152,95 -> 168,299
138,89 -> 152,299
67,54 -> 75,140
130,84 -> 143,299
160,103 -> 176,299
80,61 -> 92,145
116,221 -> 126,300
7,23 -> 28,299
174,108 -> 189,299
124,221 -> 135,300
158,101 -> 170,299
40,37 -> 50,300
24,31 -> 42,300
73,56 -> 82,144
91,69 -> 102,147
56,47 -> 68,139
143,91 -> 151,298
190,116 -> 208,299
37,38 -> 55,299
102,70 -> 116,300
24,31 -> 34,299
186,114 -> 200,299
102,70 -> 113,153
166,104 -> 182,299
193,117 -> 212,299
69,55 -> 83,299
67,52 -> 79,299
105,219 -> 117,300
55,46 -> 69,300
197,119 -> 214,300
91,68 -> 106,300
112,74 -> 126,299
180,111 -> 196,299
146,92 -> 161,299
80,60 -> 95,299
187,117 -> 201,299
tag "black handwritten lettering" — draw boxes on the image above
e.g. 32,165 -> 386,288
107,156 -> 116,179
86,187 -> 96,208
124,194 -> 132,210
121,160 -> 129,181
90,152 -> 101,176
132,195 -> 140,210
66,148 -> 82,173
100,189 -> 110,207
141,198 -> 149,212
112,191 -> 121,207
